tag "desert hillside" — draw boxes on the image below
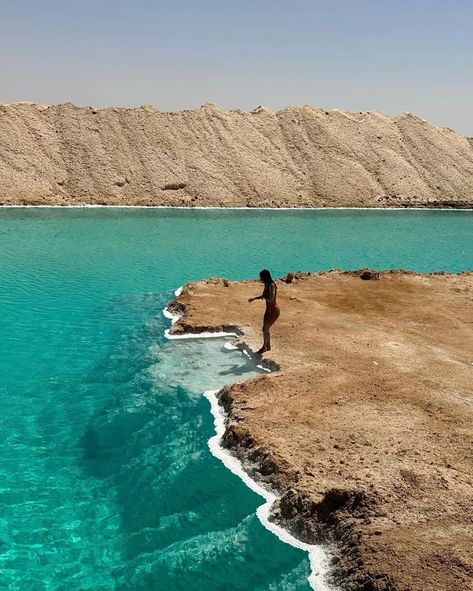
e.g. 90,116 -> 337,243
1,102 -> 473,207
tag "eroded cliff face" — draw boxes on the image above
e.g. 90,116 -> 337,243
1,102 -> 472,207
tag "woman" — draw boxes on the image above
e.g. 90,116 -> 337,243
248,269 -> 280,355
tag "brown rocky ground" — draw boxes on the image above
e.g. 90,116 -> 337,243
1,102 -> 473,208
168,271 -> 473,591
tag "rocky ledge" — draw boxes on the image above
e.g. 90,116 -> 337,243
168,270 -> 473,591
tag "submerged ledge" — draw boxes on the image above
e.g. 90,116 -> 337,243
167,270 -> 473,591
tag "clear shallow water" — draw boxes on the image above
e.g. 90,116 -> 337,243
0,208 -> 471,591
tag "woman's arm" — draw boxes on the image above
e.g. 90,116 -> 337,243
248,293 -> 264,303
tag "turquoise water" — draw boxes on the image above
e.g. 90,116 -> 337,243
0,208 -> 472,591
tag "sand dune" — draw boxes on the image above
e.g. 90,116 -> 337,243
1,102 -> 472,207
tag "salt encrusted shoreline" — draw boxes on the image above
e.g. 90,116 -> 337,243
1,204 -> 473,210
163,294 -> 332,590
165,271 -> 473,591
205,387 -> 333,591
163,292 -> 369,591
163,288 -> 363,591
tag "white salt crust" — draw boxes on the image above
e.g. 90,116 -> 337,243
1,204 -> 471,211
162,296 -> 333,590
164,328 -> 239,340
204,389 -> 332,591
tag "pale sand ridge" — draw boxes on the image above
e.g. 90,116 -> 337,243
1,102 -> 472,207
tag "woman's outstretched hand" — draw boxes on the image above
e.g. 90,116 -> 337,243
248,297 -> 254,303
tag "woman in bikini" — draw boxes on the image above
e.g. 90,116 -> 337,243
248,269 -> 280,355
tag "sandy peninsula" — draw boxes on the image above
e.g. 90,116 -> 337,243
1,102 -> 473,208
168,271 -> 473,591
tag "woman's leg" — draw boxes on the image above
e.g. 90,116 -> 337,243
263,323 -> 271,351
259,308 -> 280,353
257,318 -> 270,354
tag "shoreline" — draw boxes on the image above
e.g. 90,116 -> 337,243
204,388 -> 332,591
1,204 -> 473,211
166,272 -> 473,591
162,296 -> 334,591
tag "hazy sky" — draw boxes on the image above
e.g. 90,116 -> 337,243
1,0 -> 472,135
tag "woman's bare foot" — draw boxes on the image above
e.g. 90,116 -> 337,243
256,346 -> 269,355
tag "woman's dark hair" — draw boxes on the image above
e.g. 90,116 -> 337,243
259,269 -> 273,285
